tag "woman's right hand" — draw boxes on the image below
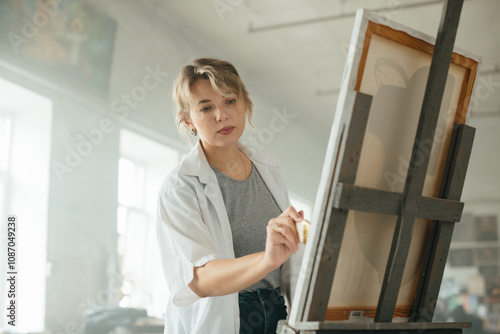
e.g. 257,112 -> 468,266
264,206 -> 303,269
188,206 -> 304,298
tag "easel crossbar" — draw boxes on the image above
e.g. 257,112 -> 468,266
334,183 -> 464,222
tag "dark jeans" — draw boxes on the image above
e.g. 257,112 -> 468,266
238,287 -> 287,334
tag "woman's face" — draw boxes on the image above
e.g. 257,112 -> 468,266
186,78 -> 246,151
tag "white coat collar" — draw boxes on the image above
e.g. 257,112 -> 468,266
177,139 -> 281,184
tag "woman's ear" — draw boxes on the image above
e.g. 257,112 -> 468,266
179,111 -> 190,128
181,117 -> 197,136
182,119 -> 192,131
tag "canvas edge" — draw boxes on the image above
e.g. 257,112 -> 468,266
288,8 -> 371,326
363,10 -> 482,63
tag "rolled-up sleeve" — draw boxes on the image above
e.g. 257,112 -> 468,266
157,179 -> 219,307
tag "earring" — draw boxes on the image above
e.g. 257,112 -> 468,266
190,128 -> 197,136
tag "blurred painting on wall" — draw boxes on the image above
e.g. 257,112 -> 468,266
0,0 -> 115,95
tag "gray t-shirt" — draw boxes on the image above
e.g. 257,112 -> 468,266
211,162 -> 282,292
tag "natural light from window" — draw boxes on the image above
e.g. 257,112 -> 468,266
117,129 -> 180,318
0,77 -> 52,332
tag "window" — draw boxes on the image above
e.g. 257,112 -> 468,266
438,206 -> 500,332
117,129 -> 180,318
0,114 -> 12,221
0,77 -> 52,332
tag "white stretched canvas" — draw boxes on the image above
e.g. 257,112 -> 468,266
292,9 -> 480,322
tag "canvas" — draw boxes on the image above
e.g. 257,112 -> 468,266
327,13 -> 479,320
290,9 -> 480,323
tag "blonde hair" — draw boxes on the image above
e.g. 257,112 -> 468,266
172,58 -> 254,142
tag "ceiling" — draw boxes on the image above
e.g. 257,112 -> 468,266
141,0 -> 500,140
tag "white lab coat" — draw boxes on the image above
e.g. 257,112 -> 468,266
157,140 -> 296,334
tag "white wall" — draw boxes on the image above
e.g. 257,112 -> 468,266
86,0 -> 324,205
462,114 -> 500,205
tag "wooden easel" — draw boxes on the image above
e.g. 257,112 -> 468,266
279,1 -> 476,333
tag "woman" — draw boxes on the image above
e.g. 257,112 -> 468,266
157,58 -> 303,334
